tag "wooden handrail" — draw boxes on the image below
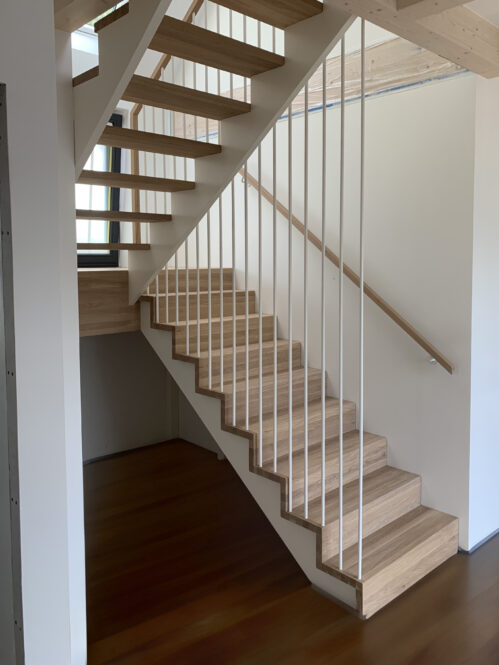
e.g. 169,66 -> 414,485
130,0 -> 204,241
243,170 -> 454,375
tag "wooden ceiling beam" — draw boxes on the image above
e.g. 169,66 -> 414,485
396,0 -> 468,19
328,0 -> 499,78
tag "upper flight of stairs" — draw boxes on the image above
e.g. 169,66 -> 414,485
141,269 -> 459,618
73,0 -> 353,295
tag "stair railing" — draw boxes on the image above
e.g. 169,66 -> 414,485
145,15 -> 454,583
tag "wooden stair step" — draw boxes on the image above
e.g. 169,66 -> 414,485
268,430 -> 387,508
94,2 -> 129,32
325,505 -> 459,618
77,243 -> 150,251
225,367 -> 322,425
198,338 -> 301,387
167,312 -> 275,354
257,397 -> 357,463
298,466 -> 421,561
98,126 -> 222,158
76,209 -> 172,223
155,289 -> 256,323
211,0 -> 323,30
122,75 -> 251,120
150,16 -> 285,78
78,170 -> 195,193
148,268 -> 233,294
73,66 -> 100,88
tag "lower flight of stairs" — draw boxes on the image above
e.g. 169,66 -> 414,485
141,268 -> 458,618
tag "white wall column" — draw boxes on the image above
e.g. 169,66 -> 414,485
469,76 -> 499,550
0,3 -> 86,664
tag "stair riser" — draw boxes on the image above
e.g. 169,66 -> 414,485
321,477 -> 422,561
225,371 -> 322,425
291,438 -> 387,507
148,269 -> 233,294
198,342 -> 301,388
174,316 -> 274,354
361,518 -> 458,618
155,291 -> 255,323
261,403 -> 357,464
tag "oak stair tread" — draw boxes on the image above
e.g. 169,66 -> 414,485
149,16 -> 285,78
77,243 -> 150,251
122,75 -> 251,120
293,466 -> 420,526
211,0 -> 323,30
325,505 -> 458,580
267,430 -> 387,500
78,170 -> 195,193
94,2 -> 129,32
76,209 -> 173,223
98,126 -> 222,158
256,396 -> 357,463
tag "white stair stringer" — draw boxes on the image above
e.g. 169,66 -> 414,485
140,300 -> 358,611
73,0 -> 172,175
128,3 -> 354,303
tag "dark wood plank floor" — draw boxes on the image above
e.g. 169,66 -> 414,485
85,439 -> 499,665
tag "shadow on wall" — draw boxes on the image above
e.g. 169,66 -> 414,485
80,331 -> 218,461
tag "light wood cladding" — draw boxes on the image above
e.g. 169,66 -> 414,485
211,0 -> 323,29
78,269 -> 139,336
98,126 -> 222,158
149,16 -> 285,78
123,76 -> 251,120
78,170 -> 195,193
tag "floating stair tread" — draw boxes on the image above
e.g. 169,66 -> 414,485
211,0 -> 323,29
326,505 -> 458,581
294,466 -> 420,526
99,126 -> 222,158
150,16 -> 285,78
123,76 -> 251,120
94,2 -> 129,32
76,209 -> 172,223
77,243 -> 150,251
73,66 -> 100,87
78,170 -> 195,193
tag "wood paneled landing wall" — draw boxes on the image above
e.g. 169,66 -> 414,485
78,269 -> 140,337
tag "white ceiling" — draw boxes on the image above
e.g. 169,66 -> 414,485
466,0 -> 499,27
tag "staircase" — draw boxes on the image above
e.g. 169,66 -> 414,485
141,268 -> 458,618
69,0 -> 459,619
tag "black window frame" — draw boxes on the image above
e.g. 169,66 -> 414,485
77,112 -> 123,268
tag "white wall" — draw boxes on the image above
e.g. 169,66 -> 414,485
209,72 -> 476,549
469,76 -> 499,549
0,2 -> 86,663
80,332 -> 179,460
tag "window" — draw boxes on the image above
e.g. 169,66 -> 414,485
76,113 -> 122,268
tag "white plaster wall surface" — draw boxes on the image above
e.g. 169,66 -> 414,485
469,76 -> 499,548
0,2 -> 86,663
